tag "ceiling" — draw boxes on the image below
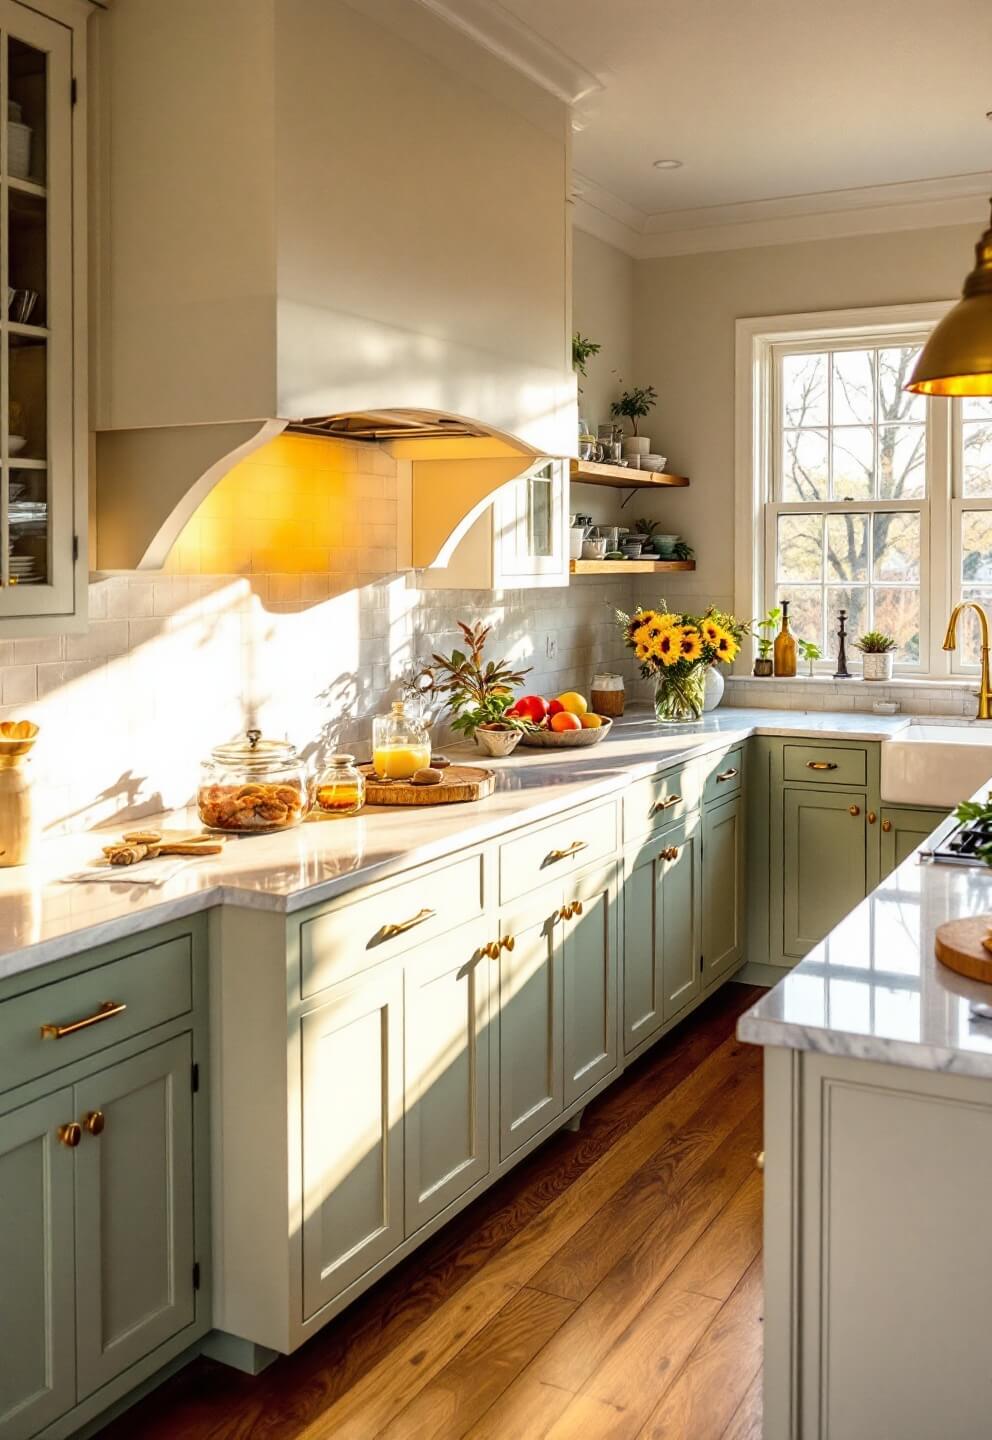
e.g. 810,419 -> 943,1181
493,0 -> 992,223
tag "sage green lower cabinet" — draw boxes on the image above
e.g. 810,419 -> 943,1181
880,805 -> 948,877
301,963 -> 404,1319
404,919 -> 492,1232
498,888 -> 563,1160
783,787 -> 870,960
0,1091 -> 76,1440
623,818 -> 703,1056
701,795 -> 744,985
562,860 -> 618,1106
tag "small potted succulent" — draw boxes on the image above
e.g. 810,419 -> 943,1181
798,638 -> 822,677
429,621 -> 535,757
854,630 -> 897,681
753,607 -> 780,676
611,383 -> 658,458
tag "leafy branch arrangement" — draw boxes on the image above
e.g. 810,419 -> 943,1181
572,332 -> 601,380
755,607 -> 781,660
610,384 -> 658,435
430,622 -> 533,738
798,638 -> 822,674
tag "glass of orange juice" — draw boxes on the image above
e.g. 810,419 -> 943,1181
372,701 -> 432,780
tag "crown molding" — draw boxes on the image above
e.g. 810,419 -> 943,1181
410,0 -> 603,105
573,170 -> 992,259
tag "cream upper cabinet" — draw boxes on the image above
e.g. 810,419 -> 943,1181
0,0 -> 87,633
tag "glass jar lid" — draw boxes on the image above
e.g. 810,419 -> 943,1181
210,728 -> 300,772
327,753 -> 357,767
592,672 -> 624,690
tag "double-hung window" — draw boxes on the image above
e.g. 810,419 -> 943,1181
738,302 -> 992,676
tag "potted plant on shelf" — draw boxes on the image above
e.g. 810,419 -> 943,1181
617,603 -> 744,724
429,621 -> 534,757
854,630 -> 897,681
753,607 -> 780,676
798,638 -> 822,677
610,383 -> 658,458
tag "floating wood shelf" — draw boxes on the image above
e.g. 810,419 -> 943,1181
570,459 -> 690,489
570,559 -> 696,575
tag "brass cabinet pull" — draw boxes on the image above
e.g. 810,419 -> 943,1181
651,794 -> 682,813
662,846 -> 679,862
867,811 -> 877,825
806,761 -> 838,771
83,1110 -> 105,1137
500,935 -> 515,952
58,1122 -> 81,1149
482,940 -> 501,960
380,908 -> 436,941
571,899 -> 583,917
849,804 -> 861,817
881,819 -> 892,833
547,841 -> 589,863
556,904 -> 574,922
41,1000 -> 127,1040
715,768 -> 738,782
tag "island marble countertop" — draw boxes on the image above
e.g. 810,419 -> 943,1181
0,707 -> 910,983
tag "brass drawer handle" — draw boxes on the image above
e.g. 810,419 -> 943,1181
58,1122 -> 81,1149
41,1001 -> 127,1040
83,1110 -> 105,1137
806,761 -> 838,771
867,811 -> 877,825
662,846 -> 679,861
547,841 -> 589,862
556,904 -> 574,922
570,899 -> 583,917
715,768 -> 738,782
500,935 -> 515,952
380,907 -> 436,940
881,819 -> 892,833
651,794 -> 682,813
483,940 -> 500,960
849,804 -> 861,817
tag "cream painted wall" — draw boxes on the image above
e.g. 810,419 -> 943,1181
631,222 -> 977,611
572,228 -> 635,435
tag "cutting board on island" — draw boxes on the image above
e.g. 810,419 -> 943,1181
359,764 -> 495,806
935,915 -> 992,983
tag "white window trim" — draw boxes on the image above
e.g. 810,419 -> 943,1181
734,300 -> 957,678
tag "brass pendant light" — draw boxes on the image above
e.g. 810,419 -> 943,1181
906,197 -> 992,396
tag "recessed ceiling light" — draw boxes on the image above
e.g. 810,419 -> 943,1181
653,158 -> 683,170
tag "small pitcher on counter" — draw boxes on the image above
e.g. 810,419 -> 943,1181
0,720 -> 39,867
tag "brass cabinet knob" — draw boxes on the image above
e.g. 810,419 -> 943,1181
482,940 -> 500,960
867,811 -> 877,825
58,1122 -> 81,1149
661,846 -> 679,861
559,903 -> 573,921
571,899 -> 583,917
881,819 -> 892,833
83,1110 -> 105,1136
849,804 -> 861,817
500,935 -> 515,952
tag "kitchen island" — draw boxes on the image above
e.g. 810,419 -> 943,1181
739,813 -> 992,1440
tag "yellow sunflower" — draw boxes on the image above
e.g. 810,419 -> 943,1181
680,627 -> 703,663
712,628 -> 739,663
629,609 -> 656,639
701,618 -> 722,646
651,626 -> 684,666
634,639 -> 652,663
656,612 -> 681,629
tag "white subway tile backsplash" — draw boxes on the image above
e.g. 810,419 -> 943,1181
2,665 -> 38,705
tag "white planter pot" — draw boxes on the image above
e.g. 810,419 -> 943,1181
861,651 -> 894,681
703,666 -> 725,711
475,727 -> 522,757
622,436 -> 650,458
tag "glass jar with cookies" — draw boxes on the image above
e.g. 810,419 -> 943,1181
197,729 -> 311,833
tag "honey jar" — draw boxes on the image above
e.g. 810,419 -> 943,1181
591,672 -> 625,718
315,754 -> 365,816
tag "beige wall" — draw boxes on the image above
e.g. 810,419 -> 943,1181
572,228 -> 635,435
631,222 -> 977,610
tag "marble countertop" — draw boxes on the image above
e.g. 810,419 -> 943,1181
0,707 -> 911,984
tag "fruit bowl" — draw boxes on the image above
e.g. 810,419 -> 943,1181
518,717 -> 612,749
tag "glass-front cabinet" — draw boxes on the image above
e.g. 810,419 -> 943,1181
0,0 -> 83,628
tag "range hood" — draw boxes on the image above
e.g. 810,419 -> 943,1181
91,0 -> 576,572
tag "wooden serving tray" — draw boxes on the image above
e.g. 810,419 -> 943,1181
935,915 -> 992,984
359,764 -> 495,806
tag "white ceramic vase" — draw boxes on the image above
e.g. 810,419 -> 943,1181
475,726 -> 522,757
702,666 -> 725,712
622,436 -> 650,458
861,651 -> 894,681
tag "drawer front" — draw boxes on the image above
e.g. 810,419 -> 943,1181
0,936 -> 193,1095
499,802 -> 617,905
622,763 -> 698,843
701,747 -> 744,807
783,743 -> 867,788
301,851 -> 485,998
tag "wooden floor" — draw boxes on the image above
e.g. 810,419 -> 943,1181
98,983 -> 765,1440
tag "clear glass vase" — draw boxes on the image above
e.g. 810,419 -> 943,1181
654,668 -> 706,724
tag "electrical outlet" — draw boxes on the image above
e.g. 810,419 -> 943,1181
546,635 -> 558,661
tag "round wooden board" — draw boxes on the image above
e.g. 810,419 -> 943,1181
935,915 -> 992,984
359,763 -> 495,806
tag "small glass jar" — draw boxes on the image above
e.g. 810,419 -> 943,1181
591,672 -> 625,717
314,754 -> 365,816
371,701 -> 431,780
197,728 -> 310,833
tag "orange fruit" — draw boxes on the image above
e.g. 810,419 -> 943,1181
550,710 -> 582,732
580,713 -> 603,728
556,691 -> 588,716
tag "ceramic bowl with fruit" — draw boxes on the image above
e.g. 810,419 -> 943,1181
506,691 -> 613,749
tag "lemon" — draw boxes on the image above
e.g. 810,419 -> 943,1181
557,691 -> 588,716
580,713 -> 603,729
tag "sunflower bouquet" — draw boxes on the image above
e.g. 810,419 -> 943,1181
617,603 -> 745,723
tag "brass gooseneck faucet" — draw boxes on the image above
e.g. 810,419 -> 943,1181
943,602 -> 992,720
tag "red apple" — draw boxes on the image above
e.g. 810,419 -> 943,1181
514,694 -> 548,723
547,699 -> 565,717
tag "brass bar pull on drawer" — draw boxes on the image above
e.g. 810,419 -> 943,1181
716,768 -> 738,782
41,1000 -> 126,1040
806,761 -> 838,771
547,840 -> 589,862
651,794 -> 682,813
379,907 -> 436,941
